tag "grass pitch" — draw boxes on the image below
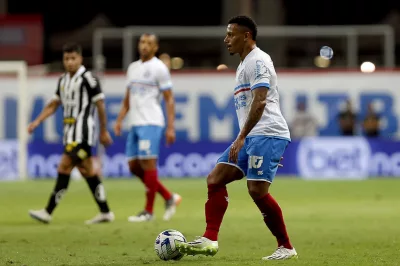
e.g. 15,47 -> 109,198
0,178 -> 400,265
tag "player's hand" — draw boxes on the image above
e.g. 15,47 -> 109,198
113,121 -> 122,136
278,157 -> 284,168
27,120 -> 40,134
165,127 -> 176,146
100,129 -> 113,147
229,135 -> 245,164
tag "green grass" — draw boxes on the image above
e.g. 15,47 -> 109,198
1,178 -> 400,265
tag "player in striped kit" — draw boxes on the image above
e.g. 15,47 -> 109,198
28,43 -> 115,224
177,16 -> 298,260
114,33 -> 181,222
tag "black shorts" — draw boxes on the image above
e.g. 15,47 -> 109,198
63,142 -> 92,162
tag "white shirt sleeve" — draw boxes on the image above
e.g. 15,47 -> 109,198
245,58 -> 271,90
126,64 -> 132,88
157,64 -> 173,91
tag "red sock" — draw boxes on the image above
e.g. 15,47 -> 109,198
131,169 -> 171,200
157,180 -> 172,201
254,193 -> 293,249
143,169 -> 158,214
203,184 -> 228,241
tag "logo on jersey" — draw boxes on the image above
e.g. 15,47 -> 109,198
234,94 -> 247,110
143,70 -> 151,78
255,60 -> 268,80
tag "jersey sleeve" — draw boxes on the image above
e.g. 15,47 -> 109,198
156,64 -> 173,91
245,58 -> 271,90
84,71 -> 105,102
126,63 -> 133,89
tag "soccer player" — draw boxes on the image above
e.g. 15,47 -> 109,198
114,33 -> 181,222
176,16 -> 298,260
28,43 -> 115,224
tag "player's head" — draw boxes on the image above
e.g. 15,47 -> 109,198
224,16 -> 257,56
62,42 -> 83,74
138,33 -> 159,61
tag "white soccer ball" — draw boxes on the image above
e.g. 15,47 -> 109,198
154,229 -> 187,261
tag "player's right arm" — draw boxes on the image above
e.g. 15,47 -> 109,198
28,81 -> 62,134
114,88 -> 130,136
115,64 -> 134,136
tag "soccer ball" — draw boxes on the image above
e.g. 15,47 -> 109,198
154,229 -> 186,261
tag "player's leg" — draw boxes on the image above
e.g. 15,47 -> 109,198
126,126 -> 142,179
125,126 -> 154,221
128,126 -> 181,222
126,126 -> 176,202
176,145 -> 247,256
246,137 -> 297,260
77,154 -> 114,224
28,152 -> 75,223
128,159 -> 174,203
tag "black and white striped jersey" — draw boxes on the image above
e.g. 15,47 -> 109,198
53,65 -> 105,146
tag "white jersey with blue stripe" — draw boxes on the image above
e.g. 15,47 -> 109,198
126,57 -> 172,127
234,47 -> 290,139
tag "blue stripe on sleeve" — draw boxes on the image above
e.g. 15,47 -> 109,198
251,83 -> 270,90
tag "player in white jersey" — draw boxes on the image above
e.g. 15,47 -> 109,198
114,34 -> 181,222
177,16 -> 297,260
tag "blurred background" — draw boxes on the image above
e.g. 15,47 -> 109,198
2,0 -> 400,70
1,0 -> 400,180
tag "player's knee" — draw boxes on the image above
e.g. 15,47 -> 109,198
139,159 -> 157,171
207,172 -> 224,186
79,167 -> 97,178
247,181 -> 270,200
57,164 -> 73,175
78,167 -> 87,176
128,161 -> 140,175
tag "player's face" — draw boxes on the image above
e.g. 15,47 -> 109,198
138,35 -> 158,59
63,52 -> 82,74
224,24 -> 245,55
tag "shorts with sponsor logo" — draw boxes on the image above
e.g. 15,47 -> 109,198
216,136 -> 289,182
125,125 -> 164,160
64,142 -> 92,162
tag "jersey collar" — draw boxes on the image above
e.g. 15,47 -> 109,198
139,57 -> 156,64
241,47 -> 259,66
66,65 -> 86,80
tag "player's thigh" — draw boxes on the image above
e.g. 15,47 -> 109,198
246,137 -> 289,183
125,126 -> 139,160
209,144 -> 248,185
57,153 -> 75,174
136,125 -> 163,160
208,163 -> 244,186
139,158 -> 157,171
77,157 -> 96,177
128,158 -> 142,174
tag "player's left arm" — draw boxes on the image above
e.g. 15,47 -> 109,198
158,65 -> 176,145
238,59 -> 271,139
229,59 -> 270,163
84,72 -> 113,146
238,87 -> 268,139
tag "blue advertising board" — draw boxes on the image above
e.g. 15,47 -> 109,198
25,137 -> 400,179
